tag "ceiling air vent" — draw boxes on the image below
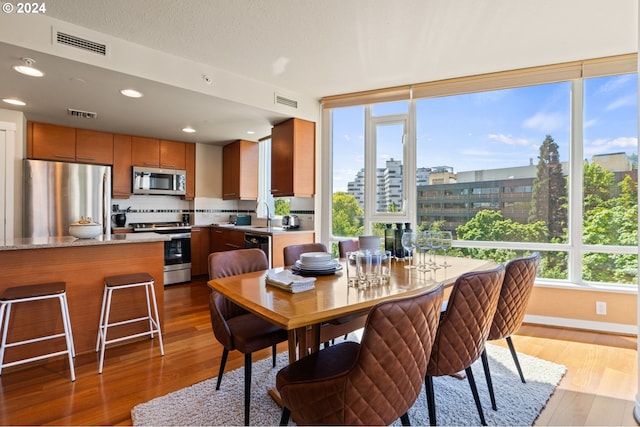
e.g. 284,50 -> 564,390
55,30 -> 107,56
275,93 -> 298,109
67,108 -> 98,119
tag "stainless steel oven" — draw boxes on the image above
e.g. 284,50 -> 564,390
131,222 -> 192,285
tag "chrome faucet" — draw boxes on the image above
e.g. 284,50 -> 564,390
258,201 -> 272,228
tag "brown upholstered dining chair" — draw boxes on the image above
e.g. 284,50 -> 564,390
424,264 -> 505,426
481,252 -> 541,410
338,239 -> 359,259
282,243 -> 328,266
283,243 -> 366,348
208,248 -> 288,426
276,285 -> 444,426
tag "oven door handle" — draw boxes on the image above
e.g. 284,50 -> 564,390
166,232 -> 191,239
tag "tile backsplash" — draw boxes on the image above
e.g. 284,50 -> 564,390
115,195 -> 315,230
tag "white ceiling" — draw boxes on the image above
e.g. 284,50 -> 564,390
0,0 -> 637,145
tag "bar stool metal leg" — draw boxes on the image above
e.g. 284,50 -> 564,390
0,282 -> 75,381
96,273 -> 164,373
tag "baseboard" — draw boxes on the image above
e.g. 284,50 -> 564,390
524,314 -> 636,335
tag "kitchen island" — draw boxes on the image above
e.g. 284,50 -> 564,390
0,233 -> 168,366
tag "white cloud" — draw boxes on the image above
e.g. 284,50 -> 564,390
605,94 -> 636,111
487,133 -> 529,146
598,74 -> 633,93
585,137 -> 638,156
523,112 -> 564,132
584,118 -> 597,128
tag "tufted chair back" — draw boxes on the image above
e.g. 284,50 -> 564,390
424,264 -> 505,426
488,252 -> 540,341
276,285 -> 444,426
283,243 -> 327,266
337,239 -> 359,259
208,248 -> 269,350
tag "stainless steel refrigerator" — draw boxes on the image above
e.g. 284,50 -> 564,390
23,159 -> 112,238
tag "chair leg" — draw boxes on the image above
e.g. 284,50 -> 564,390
244,353 -> 252,426
465,367 -> 487,426
280,407 -> 291,426
424,375 -> 436,426
400,412 -> 411,426
215,348 -> 229,390
481,349 -> 497,410
506,336 -> 526,383
272,343 -> 277,367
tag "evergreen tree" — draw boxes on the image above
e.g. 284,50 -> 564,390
528,135 -> 567,241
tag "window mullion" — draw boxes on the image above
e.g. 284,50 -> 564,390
569,79 -> 584,283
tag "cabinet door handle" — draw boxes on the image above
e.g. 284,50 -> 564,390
144,162 -> 157,166
55,154 -> 75,159
76,156 -> 96,161
160,163 -> 175,168
223,193 -> 237,197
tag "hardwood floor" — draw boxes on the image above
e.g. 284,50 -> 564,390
0,277 -> 636,425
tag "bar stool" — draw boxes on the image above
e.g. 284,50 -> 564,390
0,282 -> 76,381
96,272 -> 164,373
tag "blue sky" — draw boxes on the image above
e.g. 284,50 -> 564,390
332,74 -> 638,192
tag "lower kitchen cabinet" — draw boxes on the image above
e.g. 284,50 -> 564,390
271,232 -> 315,268
210,227 -> 245,253
191,227 -> 211,276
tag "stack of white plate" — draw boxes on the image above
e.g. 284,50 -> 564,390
292,252 -> 342,275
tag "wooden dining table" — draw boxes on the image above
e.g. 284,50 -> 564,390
207,255 -> 497,364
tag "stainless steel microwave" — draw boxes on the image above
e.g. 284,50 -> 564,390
132,166 -> 186,195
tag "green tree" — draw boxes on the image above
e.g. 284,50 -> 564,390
332,192 -> 364,237
456,210 -> 548,264
529,135 -> 567,241
582,162 -> 614,213
274,198 -> 290,216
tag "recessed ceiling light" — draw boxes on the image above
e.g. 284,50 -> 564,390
12,58 -> 44,77
182,127 -> 196,133
2,98 -> 26,106
120,89 -> 144,98
247,131 -> 256,135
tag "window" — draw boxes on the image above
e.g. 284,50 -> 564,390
324,55 -> 638,288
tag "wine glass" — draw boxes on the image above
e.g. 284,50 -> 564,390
415,231 -> 430,271
439,231 -> 453,267
428,232 -> 441,270
401,232 -> 416,269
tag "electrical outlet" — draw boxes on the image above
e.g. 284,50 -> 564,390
596,301 -> 607,315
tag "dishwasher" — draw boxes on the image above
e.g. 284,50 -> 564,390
244,233 -> 272,267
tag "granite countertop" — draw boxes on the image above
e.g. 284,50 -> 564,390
208,224 -> 314,235
0,233 -> 170,251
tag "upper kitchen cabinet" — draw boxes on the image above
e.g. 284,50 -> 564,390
184,143 -> 195,200
160,139 -> 186,170
271,118 -> 315,197
131,137 -> 187,170
27,121 -> 114,165
112,134 -> 132,199
76,129 -> 114,165
223,139 -> 258,200
131,136 -> 160,167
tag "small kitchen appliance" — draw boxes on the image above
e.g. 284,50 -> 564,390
281,215 -> 300,230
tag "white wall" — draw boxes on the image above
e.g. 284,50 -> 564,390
0,109 -> 25,238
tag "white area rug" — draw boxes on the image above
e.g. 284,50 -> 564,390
132,342 -> 566,426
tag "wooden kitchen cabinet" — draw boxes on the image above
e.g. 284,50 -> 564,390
28,122 -> 114,165
28,121 -> 76,162
271,232 -> 315,268
76,129 -> 113,165
191,227 -> 211,276
160,140 -> 186,170
131,136 -> 160,167
271,118 -> 315,197
113,134 -> 132,198
210,226 -> 246,252
222,140 -> 258,200
184,142 -> 196,200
